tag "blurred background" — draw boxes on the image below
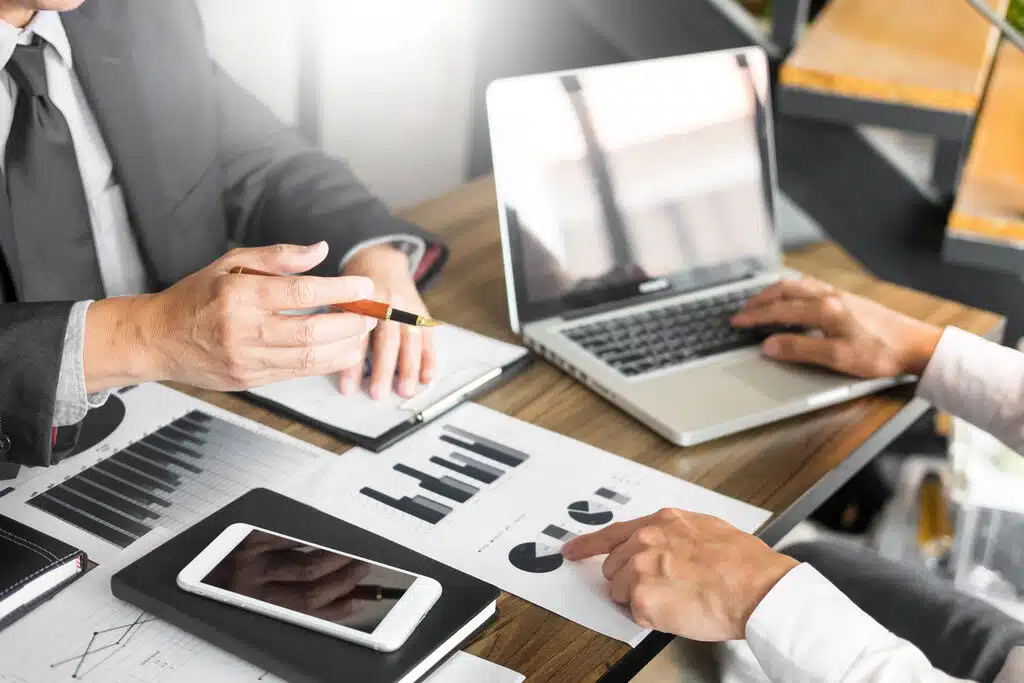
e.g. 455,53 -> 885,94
195,0 -> 1023,207
196,0 -> 476,210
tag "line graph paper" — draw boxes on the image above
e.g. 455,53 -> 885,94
0,530 -> 280,683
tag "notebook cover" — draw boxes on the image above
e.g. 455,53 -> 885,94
0,513 -> 86,630
111,489 -> 501,683
242,353 -> 533,452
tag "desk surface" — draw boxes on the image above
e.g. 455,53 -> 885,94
779,0 -> 1006,113
949,42 -> 1024,245
178,179 -> 1002,683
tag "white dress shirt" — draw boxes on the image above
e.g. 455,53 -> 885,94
0,12 -> 423,428
746,326 -> 1024,683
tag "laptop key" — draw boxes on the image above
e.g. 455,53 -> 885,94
560,285 -> 770,378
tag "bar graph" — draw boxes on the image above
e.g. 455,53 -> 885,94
360,488 -> 452,524
393,464 -> 478,503
357,422 -> 534,527
595,487 -> 630,504
542,525 -> 576,543
26,410 -> 320,549
439,426 -> 530,468
429,453 -> 502,484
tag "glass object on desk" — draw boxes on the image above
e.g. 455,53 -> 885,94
948,417 -> 1024,621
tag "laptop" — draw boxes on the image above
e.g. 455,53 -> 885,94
485,47 -> 906,446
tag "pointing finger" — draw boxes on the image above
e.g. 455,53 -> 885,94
562,516 -> 654,561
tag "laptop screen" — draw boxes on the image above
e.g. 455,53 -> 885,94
488,48 -> 780,327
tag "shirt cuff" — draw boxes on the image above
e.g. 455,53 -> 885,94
745,563 -> 890,682
917,327 -> 1024,443
53,301 -> 111,427
338,236 -> 427,277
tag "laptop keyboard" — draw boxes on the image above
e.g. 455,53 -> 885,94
563,286 -> 786,378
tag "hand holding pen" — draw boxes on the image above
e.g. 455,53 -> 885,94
230,243 -> 442,399
230,266 -> 442,328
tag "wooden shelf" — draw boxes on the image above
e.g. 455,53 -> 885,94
948,42 -> 1024,246
780,0 -> 1008,113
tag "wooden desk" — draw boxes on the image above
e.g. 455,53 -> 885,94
946,42 -> 1024,271
180,178 -> 1002,683
779,0 -> 1006,114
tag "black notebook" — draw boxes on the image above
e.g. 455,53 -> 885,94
0,513 -> 86,630
111,489 -> 501,683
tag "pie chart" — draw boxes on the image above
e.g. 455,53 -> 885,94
508,542 -> 564,574
72,393 -> 127,455
567,500 -> 613,526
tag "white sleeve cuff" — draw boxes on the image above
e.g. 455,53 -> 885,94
745,564 -> 890,683
745,564 -> 965,683
917,326 -> 1024,455
54,301 -> 112,427
338,235 -> 427,277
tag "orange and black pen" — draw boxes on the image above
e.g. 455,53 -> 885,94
229,266 -> 443,328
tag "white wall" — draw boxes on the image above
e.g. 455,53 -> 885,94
195,0 -> 475,210
196,0 -> 300,126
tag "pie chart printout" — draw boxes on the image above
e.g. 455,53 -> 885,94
508,542 -> 564,574
567,500 -> 614,525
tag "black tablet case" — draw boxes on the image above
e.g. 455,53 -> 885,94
111,489 -> 501,683
241,353 -> 533,452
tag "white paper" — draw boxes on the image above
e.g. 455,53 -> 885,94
247,326 -> 527,439
283,403 -> 771,646
426,652 -> 525,683
0,528 -> 287,683
0,528 -> 521,683
0,384 -> 330,565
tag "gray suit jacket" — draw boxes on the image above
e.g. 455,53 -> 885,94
0,0 -> 448,467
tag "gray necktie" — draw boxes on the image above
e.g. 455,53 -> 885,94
5,37 -> 104,301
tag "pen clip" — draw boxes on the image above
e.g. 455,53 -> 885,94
415,367 -> 503,423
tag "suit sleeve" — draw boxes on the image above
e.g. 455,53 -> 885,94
0,302 -> 75,467
211,64 -> 448,287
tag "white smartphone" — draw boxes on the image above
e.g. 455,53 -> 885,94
177,523 -> 442,652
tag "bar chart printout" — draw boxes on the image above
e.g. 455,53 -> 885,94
430,452 -> 502,484
286,402 -> 772,646
393,464 -> 478,503
360,488 -> 453,524
25,410 -> 320,550
596,487 -> 630,504
358,425 -> 526,525
439,426 -> 530,468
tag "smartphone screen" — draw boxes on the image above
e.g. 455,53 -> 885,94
201,529 -> 417,633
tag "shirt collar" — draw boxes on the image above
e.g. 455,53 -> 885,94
0,11 -> 73,72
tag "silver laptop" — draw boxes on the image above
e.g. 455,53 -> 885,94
485,47 -> 904,446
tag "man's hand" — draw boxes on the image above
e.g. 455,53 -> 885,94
339,245 -> 435,399
561,509 -> 797,641
84,242 -> 377,393
730,277 -> 943,378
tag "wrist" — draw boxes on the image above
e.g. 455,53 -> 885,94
84,295 -> 168,392
739,552 -> 799,632
899,324 -> 944,376
344,244 -> 411,277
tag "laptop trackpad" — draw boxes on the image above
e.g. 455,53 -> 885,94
723,356 -> 851,402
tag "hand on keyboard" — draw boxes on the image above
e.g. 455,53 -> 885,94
730,277 -> 943,378
564,286 -> 788,378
